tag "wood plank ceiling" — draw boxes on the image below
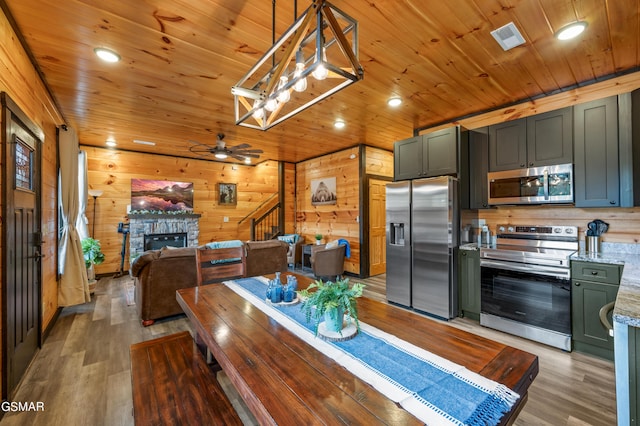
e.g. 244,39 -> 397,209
1,0 -> 639,164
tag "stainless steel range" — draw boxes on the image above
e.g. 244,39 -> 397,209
479,225 -> 578,351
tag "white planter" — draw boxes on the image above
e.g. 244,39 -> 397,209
86,264 -> 96,282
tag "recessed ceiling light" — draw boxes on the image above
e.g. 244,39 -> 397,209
334,119 -> 346,129
106,139 -> 117,147
94,47 -> 121,63
555,21 -> 588,40
387,97 -> 402,107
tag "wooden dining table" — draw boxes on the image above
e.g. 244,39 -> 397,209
176,273 -> 538,425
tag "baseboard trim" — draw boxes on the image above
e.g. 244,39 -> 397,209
42,307 -> 63,342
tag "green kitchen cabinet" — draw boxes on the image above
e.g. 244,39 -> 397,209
468,128 -> 491,209
488,107 -> 573,172
394,127 -> 459,180
574,96 -> 620,207
614,320 -> 640,424
526,107 -> 573,167
488,118 -> 526,171
571,260 -> 622,360
458,249 -> 481,321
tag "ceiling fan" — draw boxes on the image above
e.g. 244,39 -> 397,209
188,133 -> 263,163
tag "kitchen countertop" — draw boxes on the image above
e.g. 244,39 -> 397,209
571,244 -> 640,328
459,242 -> 481,251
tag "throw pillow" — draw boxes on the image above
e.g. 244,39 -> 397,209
325,240 -> 339,249
205,239 -> 243,249
277,234 -> 297,245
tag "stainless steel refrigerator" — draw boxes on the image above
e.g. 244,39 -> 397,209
385,176 -> 458,319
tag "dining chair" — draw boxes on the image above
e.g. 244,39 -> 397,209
195,245 -> 246,285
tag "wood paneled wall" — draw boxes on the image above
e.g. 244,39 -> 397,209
0,11 -> 64,337
293,145 -> 393,278
295,146 -> 361,275
83,147 -> 293,274
462,205 -> 640,245
365,146 -> 394,177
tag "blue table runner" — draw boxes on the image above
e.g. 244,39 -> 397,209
226,277 -> 519,426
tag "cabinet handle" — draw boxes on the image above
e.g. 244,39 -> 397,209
520,164 -> 525,167
591,271 -> 598,275
610,200 -> 616,205
599,301 -> 615,337
529,162 -> 534,166
462,252 -> 467,257
574,282 -> 581,286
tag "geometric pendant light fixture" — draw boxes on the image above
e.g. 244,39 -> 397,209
231,0 -> 364,131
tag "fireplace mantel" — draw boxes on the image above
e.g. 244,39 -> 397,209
127,213 -> 201,220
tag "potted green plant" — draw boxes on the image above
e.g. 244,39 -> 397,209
314,233 -> 323,245
299,278 -> 365,336
82,237 -> 105,285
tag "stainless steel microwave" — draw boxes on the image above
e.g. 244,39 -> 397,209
488,163 -> 574,205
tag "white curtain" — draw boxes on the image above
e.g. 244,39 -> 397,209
58,127 -> 90,306
76,151 -> 89,240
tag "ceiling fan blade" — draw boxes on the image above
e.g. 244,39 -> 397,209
189,145 -> 216,154
188,139 -> 213,148
229,143 -> 251,151
187,136 -> 262,162
238,148 -> 263,154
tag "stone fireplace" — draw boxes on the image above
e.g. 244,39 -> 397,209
128,213 -> 201,258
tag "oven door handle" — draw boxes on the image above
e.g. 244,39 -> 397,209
543,169 -> 549,200
480,259 -> 570,279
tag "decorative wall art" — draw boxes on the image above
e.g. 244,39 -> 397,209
311,177 -> 337,205
131,179 -> 194,212
219,183 -> 237,205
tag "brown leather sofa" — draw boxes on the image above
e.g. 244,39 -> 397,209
130,240 -> 288,326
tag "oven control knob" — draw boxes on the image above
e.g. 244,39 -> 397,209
507,226 -> 514,232
565,228 -> 574,234
553,227 -> 562,234
498,226 -> 506,233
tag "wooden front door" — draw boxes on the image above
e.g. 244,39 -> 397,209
2,94 -> 42,398
369,179 -> 387,276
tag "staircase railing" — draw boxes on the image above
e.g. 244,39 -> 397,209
241,162 -> 286,241
238,193 -> 278,226
250,203 -> 282,241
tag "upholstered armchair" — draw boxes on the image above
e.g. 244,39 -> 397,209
287,236 -> 304,269
310,244 -> 346,281
278,234 -> 303,269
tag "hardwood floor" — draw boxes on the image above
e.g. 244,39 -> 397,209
0,272 -> 616,425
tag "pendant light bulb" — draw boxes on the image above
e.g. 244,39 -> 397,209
265,97 -> 278,112
252,100 -> 265,120
293,50 -> 307,92
312,47 -> 328,80
277,76 -> 290,103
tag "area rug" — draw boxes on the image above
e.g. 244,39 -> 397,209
124,280 -> 135,306
226,277 -> 519,426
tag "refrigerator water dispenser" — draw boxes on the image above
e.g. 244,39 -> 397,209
390,223 -> 405,246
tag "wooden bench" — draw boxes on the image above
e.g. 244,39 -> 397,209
130,331 -> 243,425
